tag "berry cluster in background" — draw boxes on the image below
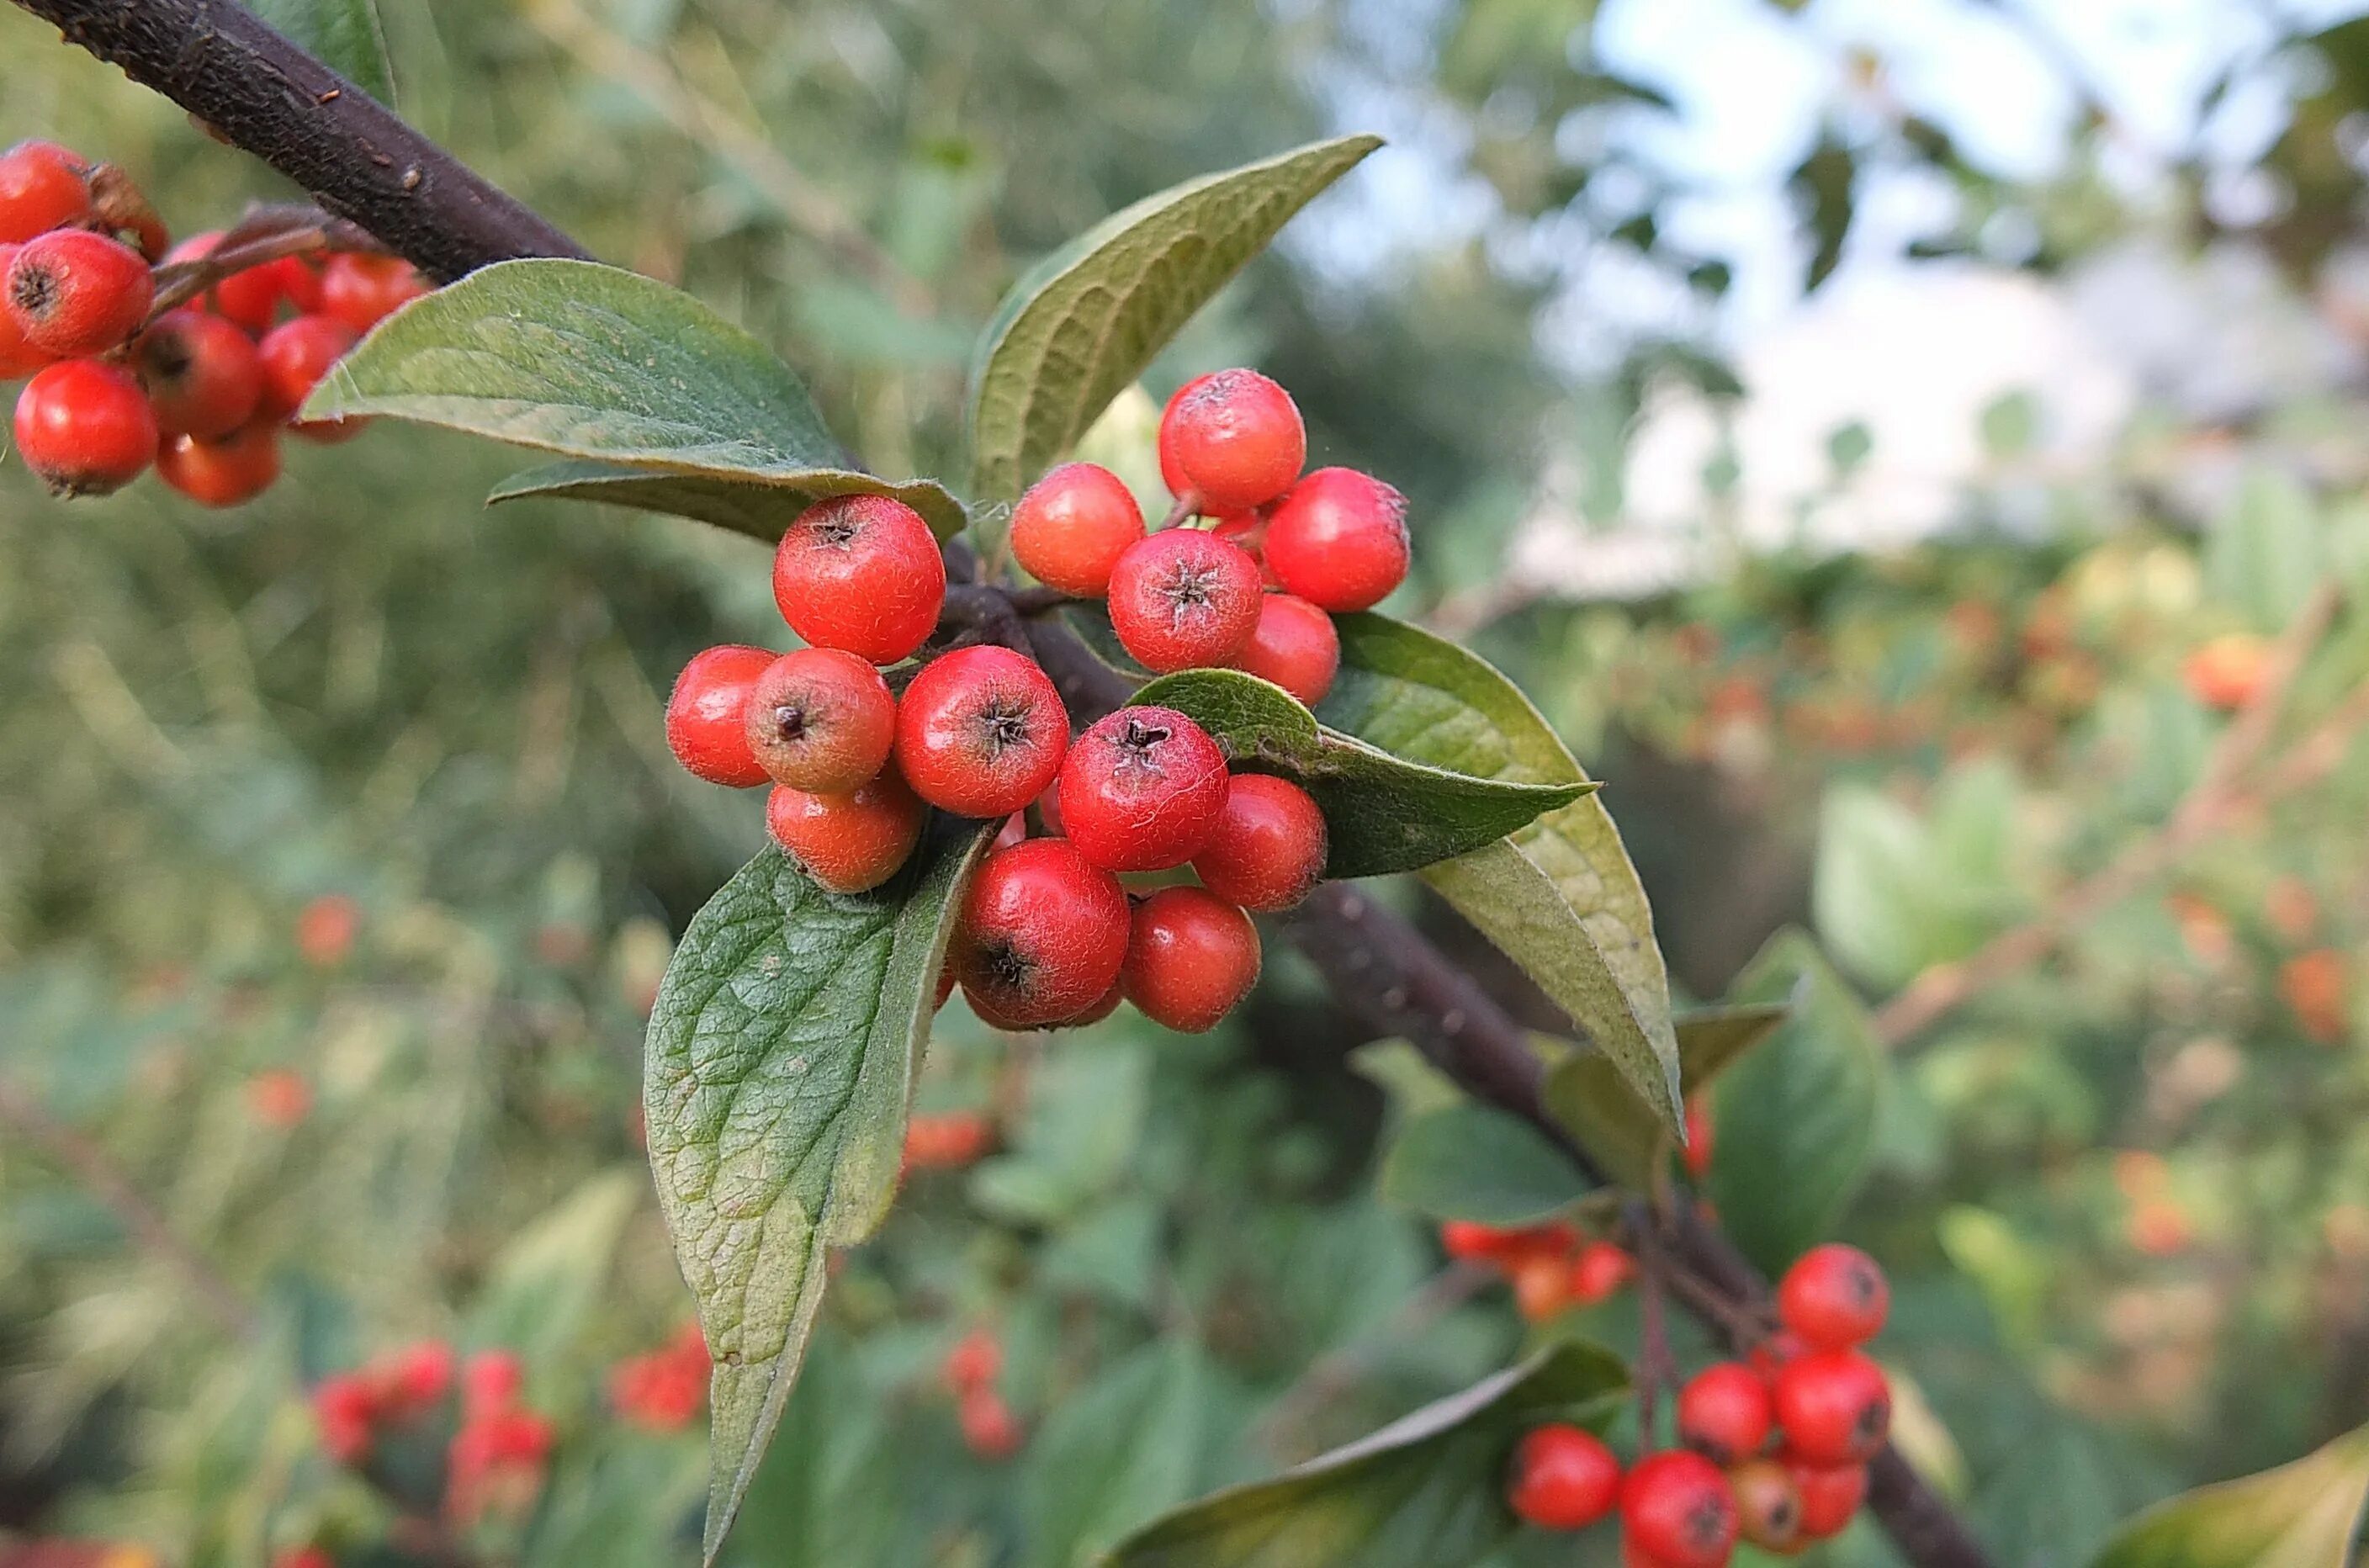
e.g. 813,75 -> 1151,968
1,139 -> 425,504
662,368 -> 1410,1037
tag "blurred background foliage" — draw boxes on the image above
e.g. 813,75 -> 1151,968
7,0 -> 2369,1563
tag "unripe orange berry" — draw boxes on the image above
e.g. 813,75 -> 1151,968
1010,461 -> 1144,596
765,771 -> 926,894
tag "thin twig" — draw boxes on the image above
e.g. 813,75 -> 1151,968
146,201 -> 387,319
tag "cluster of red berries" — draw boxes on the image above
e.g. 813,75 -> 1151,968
1442,1219 -> 1638,1322
607,1321 -> 711,1433
941,1326 -> 1024,1460
665,368 -> 1408,1036
310,1343 -> 554,1525
1503,1245 -> 1895,1564
2,140 -> 425,504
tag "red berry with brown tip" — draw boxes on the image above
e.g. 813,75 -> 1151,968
742,647 -> 897,794
1619,1450 -> 1738,1568
665,644 -> 776,787
1676,1361 -> 1773,1466
1121,886 -> 1260,1033
1507,1423 -> 1621,1530
13,359 -> 156,495
1234,591 -> 1339,706
6,229 -> 153,357
134,309 -> 262,438
1787,1459 -> 1868,1539
0,141 -> 91,242
766,771 -> 926,894
157,422 -> 282,507
0,244 -> 52,380
951,838 -> 1131,1027
1772,1349 -> 1890,1467
1777,1243 -> 1889,1350
1265,468 -> 1411,612
1055,705 -> 1229,871
894,645 -> 1069,818
1010,460 -> 1143,596
771,494 -> 946,665
257,314 -> 361,436
1106,528 -> 1264,672
1191,773 -> 1327,911
1158,368 -> 1304,513
318,252 -> 428,333
1729,1458 -> 1805,1552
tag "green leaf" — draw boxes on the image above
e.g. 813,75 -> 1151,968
1705,932 -> 1884,1273
246,0 -> 395,106
1096,1342 -> 1625,1567
1541,1005 -> 1789,1187
2090,1424 -> 2369,1568
967,135 -> 1382,506
1130,668 -> 1592,878
2207,468 -> 2326,634
1377,1101 -> 1591,1225
304,259 -> 966,539
464,1168 -> 644,1364
487,460 -> 970,545
1315,613 -> 1682,1135
644,824 -> 994,1563
1022,1341 -> 1212,1568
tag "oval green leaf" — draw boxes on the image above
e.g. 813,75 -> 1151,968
2091,1423 -> 2369,1568
486,460 -> 969,545
1096,1341 -> 1626,1568
645,823 -> 994,1563
1130,667 -> 1591,878
304,258 -> 967,538
1313,612 -> 1681,1134
967,135 -> 1382,508
1377,1100 -> 1592,1225
1540,1004 -> 1789,1188
247,0 -> 395,106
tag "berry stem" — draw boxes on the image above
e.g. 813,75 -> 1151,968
1629,1198 -> 1677,1446
1156,493 -> 1196,532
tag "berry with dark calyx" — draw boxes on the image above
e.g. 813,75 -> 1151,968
1158,368 -> 1305,513
0,141 -> 91,242
1677,1360 -> 1773,1466
1507,1423 -> 1622,1530
1234,591 -> 1339,706
742,647 -> 897,794
1777,1243 -> 1889,1350
766,771 -> 926,894
1106,527 -> 1264,672
664,644 -> 776,787
319,252 -> 429,332
1772,1349 -> 1890,1467
135,308 -> 262,437
1728,1458 -> 1805,1553
1121,886 -> 1260,1033
6,229 -> 153,357
951,838 -> 1130,1027
13,359 -> 157,495
771,494 -> 946,665
257,314 -> 363,438
896,645 -> 1069,818
1571,1240 -> 1635,1304
1191,772 -> 1327,911
1786,1459 -> 1868,1539
1056,705 -> 1229,871
1619,1450 -> 1739,1568
158,422 -> 282,507
0,245 -> 53,379
1010,460 -> 1144,596
1265,467 -> 1411,612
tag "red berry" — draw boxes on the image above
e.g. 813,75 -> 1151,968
0,245 -> 52,379
894,645 -> 1069,818
1055,705 -> 1229,871
665,644 -> 776,787
1265,468 -> 1411,612
1619,1450 -> 1738,1568
943,1327 -> 1002,1392
951,838 -> 1130,1027
1233,591 -> 1339,707
1209,509 -> 1284,587
6,229 -> 153,357
1441,1220 -> 1524,1263
1683,1096 -> 1714,1181
1121,886 -> 1260,1033
390,1340 -> 456,1411
1676,1361 -> 1773,1465
1191,773 -> 1327,911
167,231 -> 323,334
463,1350 -> 524,1416
958,1387 -> 1023,1459
157,421 -> 282,507
1067,981 -> 1124,1026
318,252 -> 429,332
1158,368 -> 1305,512
1010,460 -> 1144,596
766,771 -> 926,894
1106,527 -> 1264,672
1513,1251 -> 1579,1321
1749,1332 -> 1807,1385
771,494 -> 946,665
13,359 -> 157,495
741,647 -> 897,793
1729,1457 -> 1805,1553
1571,1241 -> 1635,1304
257,314 -> 362,437
1507,1423 -> 1621,1530
0,141 -> 91,243
1772,1349 -> 1890,1467
1777,1243 -> 1889,1350
1787,1459 -> 1868,1539
134,308 -> 262,437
